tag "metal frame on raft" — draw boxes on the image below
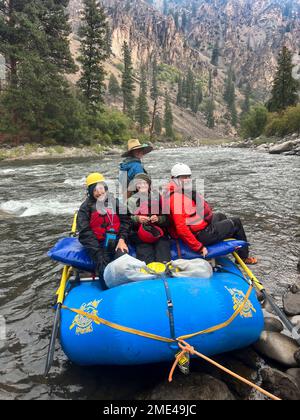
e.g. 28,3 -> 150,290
44,214 -> 284,401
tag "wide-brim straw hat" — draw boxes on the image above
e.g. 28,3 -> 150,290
122,139 -> 154,158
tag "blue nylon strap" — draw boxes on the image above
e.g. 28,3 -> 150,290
162,276 -> 176,341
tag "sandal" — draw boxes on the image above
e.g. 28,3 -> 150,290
242,257 -> 258,265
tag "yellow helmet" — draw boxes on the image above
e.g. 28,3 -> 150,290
86,173 -> 105,187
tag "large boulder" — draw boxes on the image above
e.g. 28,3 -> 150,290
261,368 -> 300,400
269,141 -> 295,154
286,369 -> 300,389
254,331 -> 299,367
295,349 -> 300,365
257,144 -> 269,151
229,348 -> 262,370
264,316 -> 284,333
140,373 -> 235,400
289,315 -> 300,326
283,287 -> 300,316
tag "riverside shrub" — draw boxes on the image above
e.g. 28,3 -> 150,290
264,105 -> 300,137
240,106 -> 268,139
285,105 -> 300,135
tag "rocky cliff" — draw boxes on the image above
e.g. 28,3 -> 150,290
67,0 -> 300,139
153,0 -> 300,100
69,0 -> 300,100
68,0 -> 211,73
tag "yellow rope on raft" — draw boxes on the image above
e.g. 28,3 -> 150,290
62,283 -> 253,343
62,305 -> 174,343
62,283 -> 280,401
178,284 -> 253,341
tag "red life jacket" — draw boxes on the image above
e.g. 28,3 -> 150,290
162,181 -> 213,253
90,209 -> 121,242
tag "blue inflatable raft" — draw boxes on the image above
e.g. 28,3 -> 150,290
49,239 -> 264,366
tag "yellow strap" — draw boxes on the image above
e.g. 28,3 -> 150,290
233,252 -> 264,292
56,266 -> 72,304
55,213 -> 78,303
71,212 -> 78,235
62,306 -> 174,343
178,284 -> 253,341
62,283 -> 253,343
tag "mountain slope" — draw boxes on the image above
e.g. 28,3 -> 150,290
153,0 -> 300,100
67,0 -> 300,139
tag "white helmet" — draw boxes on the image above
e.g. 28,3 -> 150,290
171,163 -> 192,178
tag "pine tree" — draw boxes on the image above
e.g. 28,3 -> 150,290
151,56 -> 159,101
185,69 -> 195,109
182,11 -> 187,32
208,69 -> 213,96
176,77 -> 183,107
211,41 -> 220,66
135,66 -> 150,132
230,98 -> 238,127
154,114 -> 162,135
0,0 -> 80,142
164,92 -> 174,139
122,41 -> 135,118
41,0 -> 76,73
224,69 -> 238,127
181,76 -> 188,107
241,83 -> 251,117
267,46 -> 299,113
108,73 -> 120,98
0,0 -> 76,86
77,0 -> 110,111
191,84 -> 203,114
205,98 -> 215,129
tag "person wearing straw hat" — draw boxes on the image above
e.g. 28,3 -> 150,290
119,139 -> 153,197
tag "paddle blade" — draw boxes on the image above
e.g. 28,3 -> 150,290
44,304 -> 61,376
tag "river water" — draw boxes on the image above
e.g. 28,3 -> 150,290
0,147 -> 299,400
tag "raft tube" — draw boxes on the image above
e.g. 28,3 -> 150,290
48,237 -> 249,272
60,257 -> 264,366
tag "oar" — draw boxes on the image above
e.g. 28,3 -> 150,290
44,213 -> 77,376
44,266 -> 71,376
233,251 -> 300,345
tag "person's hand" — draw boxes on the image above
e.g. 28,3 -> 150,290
116,239 -> 129,253
201,247 -> 208,258
138,216 -> 150,224
150,215 -> 159,224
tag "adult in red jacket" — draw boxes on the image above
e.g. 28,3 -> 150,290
165,164 -> 257,264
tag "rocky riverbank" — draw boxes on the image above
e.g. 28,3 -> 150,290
0,144 -> 104,161
226,134 -> 300,157
139,285 -> 300,401
0,138 -> 235,162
